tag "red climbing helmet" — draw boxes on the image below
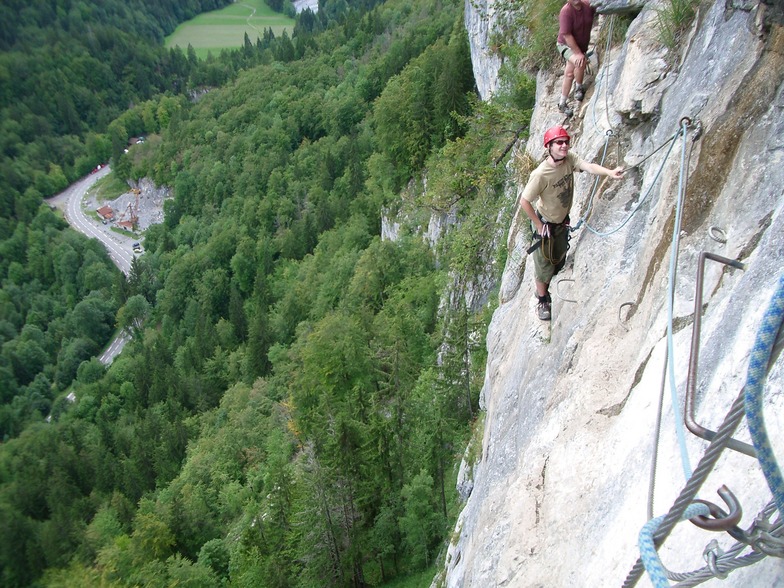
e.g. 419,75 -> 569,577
543,126 -> 571,147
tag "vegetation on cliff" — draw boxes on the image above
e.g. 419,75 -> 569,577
0,0 -> 536,585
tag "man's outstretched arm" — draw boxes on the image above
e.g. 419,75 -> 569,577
580,161 -> 625,179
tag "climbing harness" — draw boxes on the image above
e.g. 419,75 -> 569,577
542,225 -> 570,268
526,213 -> 572,262
625,273 -> 784,587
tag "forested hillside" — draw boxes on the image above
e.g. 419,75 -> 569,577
0,0 -> 237,206
0,0 -> 535,585
0,0 -> 334,443
0,0 -> 237,439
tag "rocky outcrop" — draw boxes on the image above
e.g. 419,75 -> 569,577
445,1 -> 784,586
292,0 -> 318,13
464,0 -> 503,99
592,0 -> 648,15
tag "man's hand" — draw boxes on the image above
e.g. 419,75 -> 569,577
563,34 -> 585,69
580,162 -> 626,179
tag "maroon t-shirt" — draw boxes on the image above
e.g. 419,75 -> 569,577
557,0 -> 596,53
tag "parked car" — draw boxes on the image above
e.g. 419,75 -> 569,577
132,242 -> 142,253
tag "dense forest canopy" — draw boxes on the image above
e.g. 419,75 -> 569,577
0,0 -> 331,433
0,0 -> 536,586
0,0 -> 240,447
0,0 -> 232,234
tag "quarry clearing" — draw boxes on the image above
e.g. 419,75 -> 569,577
85,177 -> 170,234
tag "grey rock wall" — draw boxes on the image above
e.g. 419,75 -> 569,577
465,0 -> 503,99
445,1 -> 784,586
592,0 -> 648,15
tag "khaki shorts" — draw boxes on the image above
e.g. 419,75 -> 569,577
532,223 -> 569,284
557,43 -> 573,60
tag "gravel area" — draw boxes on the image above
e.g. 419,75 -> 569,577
86,178 -> 171,233
293,0 -> 318,13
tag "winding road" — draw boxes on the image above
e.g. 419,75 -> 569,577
46,166 -> 137,364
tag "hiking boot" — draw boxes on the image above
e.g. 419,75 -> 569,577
558,102 -> 573,117
537,299 -> 551,321
574,85 -> 586,102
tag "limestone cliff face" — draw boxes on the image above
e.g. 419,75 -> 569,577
446,0 -> 784,586
464,0 -> 502,100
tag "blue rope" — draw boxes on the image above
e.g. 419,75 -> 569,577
666,120 -> 693,482
629,278 -> 782,587
745,273 -> 784,513
639,502 -> 710,587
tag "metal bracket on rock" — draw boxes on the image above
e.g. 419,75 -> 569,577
708,226 -> 727,244
618,302 -> 634,330
685,251 -> 756,457
691,485 -> 743,531
691,118 -> 703,141
555,278 -> 577,303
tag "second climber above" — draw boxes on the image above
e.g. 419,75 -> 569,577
557,0 -> 597,117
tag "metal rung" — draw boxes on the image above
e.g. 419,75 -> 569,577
685,251 -> 755,457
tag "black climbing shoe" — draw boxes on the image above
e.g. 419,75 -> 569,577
558,102 -> 573,117
574,85 -> 586,101
537,300 -> 551,321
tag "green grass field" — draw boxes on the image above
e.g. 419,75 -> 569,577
165,0 -> 294,59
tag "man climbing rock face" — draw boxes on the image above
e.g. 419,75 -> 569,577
510,126 -> 624,321
556,0 -> 597,117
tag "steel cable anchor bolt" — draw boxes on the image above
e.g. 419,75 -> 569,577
690,485 -> 742,531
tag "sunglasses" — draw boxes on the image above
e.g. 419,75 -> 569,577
551,139 -> 570,146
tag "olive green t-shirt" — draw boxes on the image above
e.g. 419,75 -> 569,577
521,152 -> 583,224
